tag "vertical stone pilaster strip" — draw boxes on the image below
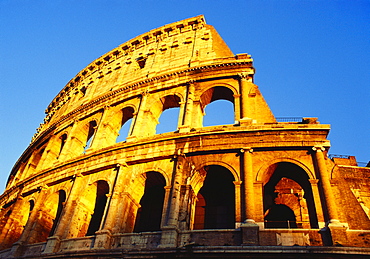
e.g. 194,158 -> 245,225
102,164 -> 125,232
242,147 -> 255,222
11,187 -> 48,257
130,91 -> 148,138
234,181 -> 242,224
184,82 -> 195,127
90,106 -> 112,149
238,73 -> 253,120
57,174 -> 84,238
233,94 -> 241,123
166,155 -> 183,228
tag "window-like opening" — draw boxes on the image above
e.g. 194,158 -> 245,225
134,172 -> 166,232
58,134 -> 67,157
116,118 -> 133,142
194,165 -> 235,229
200,86 -> 235,127
263,162 -> 318,229
156,107 -> 180,134
29,200 -> 35,213
154,95 -> 181,134
49,190 -> 66,237
86,181 -> 109,236
84,121 -> 97,152
80,86 -> 87,97
116,107 -> 134,142
136,56 -> 147,69
203,100 -> 234,126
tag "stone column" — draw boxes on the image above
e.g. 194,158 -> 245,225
94,165 -> 125,249
234,181 -> 242,225
240,147 -> 259,246
90,106 -> 115,150
312,146 -> 339,225
238,73 -> 254,125
233,94 -> 241,124
159,154 -> 183,248
313,146 -> 347,246
129,92 -> 148,139
43,174 -> 83,254
58,121 -> 80,161
242,148 -> 255,223
179,82 -> 195,133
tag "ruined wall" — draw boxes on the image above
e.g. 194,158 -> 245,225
0,16 -> 369,259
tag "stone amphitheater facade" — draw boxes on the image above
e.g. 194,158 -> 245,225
1,16 -> 369,258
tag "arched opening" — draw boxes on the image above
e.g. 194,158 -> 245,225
86,180 -> 109,236
201,86 -> 235,127
204,100 -> 234,126
69,180 -> 109,238
155,95 -> 181,134
25,146 -> 46,177
84,121 -> 97,152
156,107 -> 180,134
263,162 -> 318,229
116,107 -> 134,142
194,165 -> 235,229
0,199 -> 33,249
134,172 -> 166,232
58,134 -> 67,157
49,190 -> 66,237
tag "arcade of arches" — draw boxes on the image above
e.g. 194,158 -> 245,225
1,15 -> 369,258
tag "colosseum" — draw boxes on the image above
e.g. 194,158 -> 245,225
0,16 -> 369,258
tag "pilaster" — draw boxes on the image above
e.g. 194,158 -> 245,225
43,174 -> 83,254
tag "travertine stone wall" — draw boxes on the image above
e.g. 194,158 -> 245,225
0,16 -> 369,259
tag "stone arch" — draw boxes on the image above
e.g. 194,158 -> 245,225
154,94 -> 183,134
260,161 -> 319,229
198,82 -> 238,98
66,113 -> 102,156
192,160 -> 240,191
256,157 -> 315,183
199,85 -> 236,127
116,106 -> 135,141
22,143 -> 47,179
133,171 -> 167,232
192,165 -> 236,230
121,170 -> 168,233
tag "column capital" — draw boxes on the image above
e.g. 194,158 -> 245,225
233,181 -> 243,186
237,72 -> 250,80
141,90 -> 150,96
187,79 -> 196,85
312,146 -> 325,152
240,147 -> 253,153
309,179 -> 319,185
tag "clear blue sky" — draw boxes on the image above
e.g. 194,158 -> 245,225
0,1 -> 369,193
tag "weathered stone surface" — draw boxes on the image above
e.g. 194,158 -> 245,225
0,15 -> 369,258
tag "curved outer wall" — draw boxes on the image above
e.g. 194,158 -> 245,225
0,16 -> 370,258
